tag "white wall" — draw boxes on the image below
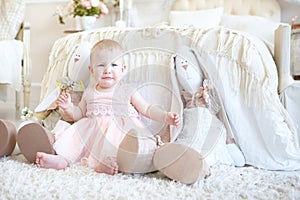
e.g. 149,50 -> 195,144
25,2 -> 70,85
24,0 -> 114,86
24,0 -> 300,94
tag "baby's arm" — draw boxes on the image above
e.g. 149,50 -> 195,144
56,92 -> 84,121
131,91 -> 180,128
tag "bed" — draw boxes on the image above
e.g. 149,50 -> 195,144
1,0 -> 300,198
35,0 -> 300,169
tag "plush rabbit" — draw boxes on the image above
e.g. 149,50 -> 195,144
15,42 -> 92,163
174,47 -> 245,167
175,53 -> 210,108
34,42 -> 92,124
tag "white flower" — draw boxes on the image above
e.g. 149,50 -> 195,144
21,107 -> 34,121
91,0 -> 100,7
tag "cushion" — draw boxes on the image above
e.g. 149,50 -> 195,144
220,14 -> 281,49
169,7 -> 224,28
0,0 -> 25,40
129,0 -> 173,27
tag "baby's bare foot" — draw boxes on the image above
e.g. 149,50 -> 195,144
95,156 -> 118,175
36,152 -> 68,170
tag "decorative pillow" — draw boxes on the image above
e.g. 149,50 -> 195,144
0,0 -> 25,40
129,0 -> 174,27
220,14 -> 281,49
169,7 -> 224,28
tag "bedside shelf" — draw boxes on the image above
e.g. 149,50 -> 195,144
63,30 -> 83,34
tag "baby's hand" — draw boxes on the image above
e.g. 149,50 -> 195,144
56,92 -> 72,110
165,112 -> 180,128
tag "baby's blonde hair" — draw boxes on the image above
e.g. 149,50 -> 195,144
90,39 -> 124,62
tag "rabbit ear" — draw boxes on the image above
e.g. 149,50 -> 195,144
34,86 -> 61,113
170,54 -> 177,70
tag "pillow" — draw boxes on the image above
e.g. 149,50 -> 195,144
129,0 -> 173,27
169,7 -> 224,28
0,0 -> 25,40
220,14 -> 281,48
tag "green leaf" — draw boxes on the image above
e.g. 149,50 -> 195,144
58,15 -> 65,24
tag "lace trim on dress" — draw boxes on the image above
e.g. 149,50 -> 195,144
86,104 -> 139,118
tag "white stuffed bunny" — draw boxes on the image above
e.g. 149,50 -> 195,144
34,42 -> 92,129
175,52 -> 210,109
175,47 -> 246,167
175,54 -> 203,93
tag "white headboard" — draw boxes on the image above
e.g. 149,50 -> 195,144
171,0 -> 293,93
171,0 -> 281,22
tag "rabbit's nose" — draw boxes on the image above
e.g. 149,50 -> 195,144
182,64 -> 188,70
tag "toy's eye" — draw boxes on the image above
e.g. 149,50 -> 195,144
111,63 -> 118,67
181,60 -> 188,64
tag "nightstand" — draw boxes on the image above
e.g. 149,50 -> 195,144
291,27 -> 300,78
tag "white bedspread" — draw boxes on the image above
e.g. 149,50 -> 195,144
191,28 -> 300,170
39,26 -> 300,170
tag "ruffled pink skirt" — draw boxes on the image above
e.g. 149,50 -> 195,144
52,115 -> 145,169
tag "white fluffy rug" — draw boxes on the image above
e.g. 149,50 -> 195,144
0,154 -> 299,200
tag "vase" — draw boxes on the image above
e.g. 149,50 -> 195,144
74,16 -> 82,30
80,16 -> 97,30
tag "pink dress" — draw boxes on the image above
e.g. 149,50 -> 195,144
52,84 -> 145,169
